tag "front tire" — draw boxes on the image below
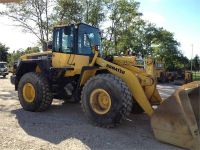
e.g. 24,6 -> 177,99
18,72 -> 53,112
81,74 -> 132,128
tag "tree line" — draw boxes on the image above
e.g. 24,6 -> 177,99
0,0 -> 199,71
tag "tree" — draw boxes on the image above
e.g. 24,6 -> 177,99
0,43 -> 9,62
53,0 -> 106,27
7,49 -> 24,65
103,0 -> 142,55
133,22 -> 158,57
193,55 -> 200,71
7,46 -> 40,66
83,0 -> 106,27
0,0 -> 191,72
24,46 -> 40,54
53,0 -> 83,25
0,0 -> 53,51
151,28 -> 182,70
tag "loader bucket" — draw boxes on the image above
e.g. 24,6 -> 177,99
151,81 -> 200,150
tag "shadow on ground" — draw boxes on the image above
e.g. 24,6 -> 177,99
11,101 -> 181,150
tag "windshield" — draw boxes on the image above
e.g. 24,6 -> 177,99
78,24 -> 101,55
0,63 -> 6,68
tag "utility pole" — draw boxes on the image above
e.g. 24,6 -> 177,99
190,44 -> 193,72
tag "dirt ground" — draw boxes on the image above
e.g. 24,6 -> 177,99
0,74 -> 183,150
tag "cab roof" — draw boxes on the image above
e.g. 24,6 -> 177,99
53,23 -> 99,30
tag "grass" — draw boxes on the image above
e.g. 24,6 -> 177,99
192,71 -> 200,81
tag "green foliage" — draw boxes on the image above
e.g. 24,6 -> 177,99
8,47 -> 40,65
0,43 -> 9,62
7,49 -> 24,65
53,0 -> 106,27
151,27 -> 185,70
83,0 -> 106,26
101,0 -> 188,71
192,55 -> 200,71
24,47 -> 40,54
103,0 -> 142,55
192,71 -> 200,81
53,0 -> 83,25
1,0 -> 191,71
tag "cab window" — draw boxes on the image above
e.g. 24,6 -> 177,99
53,29 -> 60,52
61,28 -> 73,53
53,27 -> 73,53
78,24 -> 101,55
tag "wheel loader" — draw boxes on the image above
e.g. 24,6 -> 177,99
11,23 -> 200,149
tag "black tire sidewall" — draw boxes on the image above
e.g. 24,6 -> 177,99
82,75 -> 129,126
18,73 -> 46,111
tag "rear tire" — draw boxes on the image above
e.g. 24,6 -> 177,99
18,72 -> 53,112
81,74 -> 132,128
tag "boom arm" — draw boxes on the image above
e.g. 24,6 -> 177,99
96,57 -> 162,116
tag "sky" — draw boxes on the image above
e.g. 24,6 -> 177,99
137,0 -> 200,58
0,0 -> 199,58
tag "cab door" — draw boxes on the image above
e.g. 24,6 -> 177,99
52,27 -> 74,68
52,26 -> 91,75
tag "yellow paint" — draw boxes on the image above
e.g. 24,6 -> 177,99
80,69 -> 97,86
113,56 -> 137,66
96,57 -> 155,116
52,52 -> 90,76
145,57 -> 157,79
90,89 -> 112,115
184,71 -> 192,82
72,55 -> 90,74
89,50 -> 98,66
20,51 -> 52,61
52,52 -> 72,68
35,65 -> 42,73
22,83 -> 35,103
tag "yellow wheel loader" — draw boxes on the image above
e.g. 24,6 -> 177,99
155,61 -> 167,83
184,71 -> 193,83
11,23 -> 200,149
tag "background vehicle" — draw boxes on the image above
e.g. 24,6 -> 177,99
11,23 -> 200,150
0,62 -> 8,78
155,61 -> 167,82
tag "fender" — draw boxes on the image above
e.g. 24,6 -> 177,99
14,59 -> 51,90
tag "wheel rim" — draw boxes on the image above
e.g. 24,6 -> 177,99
90,89 -> 111,115
22,83 -> 36,103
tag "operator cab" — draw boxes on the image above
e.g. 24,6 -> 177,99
52,23 -> 101,56
51,23 -> 101,71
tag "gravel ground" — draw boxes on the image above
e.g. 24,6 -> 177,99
0,74 -> 183,150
